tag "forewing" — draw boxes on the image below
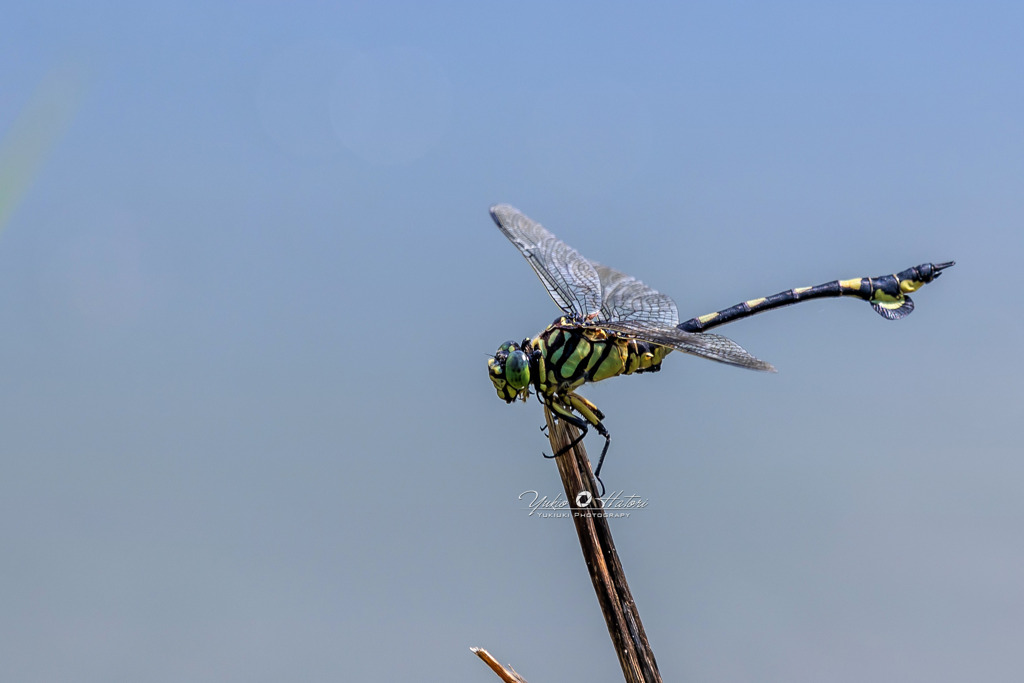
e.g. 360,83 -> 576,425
490,205 -> 601,318
599,321 -> 776,372
591,262 -> 680,328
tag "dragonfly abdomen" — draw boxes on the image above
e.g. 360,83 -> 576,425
678,262 -> 954,333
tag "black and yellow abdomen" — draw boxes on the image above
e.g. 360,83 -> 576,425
678,262 -> 954,332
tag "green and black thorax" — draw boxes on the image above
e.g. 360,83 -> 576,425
488,316 -> 671,404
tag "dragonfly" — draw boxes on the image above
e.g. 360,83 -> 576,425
486,204 -> 954,490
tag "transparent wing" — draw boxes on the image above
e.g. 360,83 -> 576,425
490,204 -> 601,319
591,262 -> 681,328
599,321 -> 776,372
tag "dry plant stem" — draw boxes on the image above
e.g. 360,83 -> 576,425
471,648 -> 529,683
544,407 -> 662,683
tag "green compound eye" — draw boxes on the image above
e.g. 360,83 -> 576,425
505,349 -> 530,390
497,340 -> 517,354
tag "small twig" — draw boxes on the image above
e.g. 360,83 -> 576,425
544,407 -> 662,683
471,647 -> 529,683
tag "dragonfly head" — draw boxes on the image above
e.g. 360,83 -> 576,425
488,339 -> 532,403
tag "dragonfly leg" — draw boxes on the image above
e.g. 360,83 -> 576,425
590,425 -> 612,481
565,393 -> 611,494
543,398 -> 590,459
539,393 -> 611,495
544,428 -> 588,460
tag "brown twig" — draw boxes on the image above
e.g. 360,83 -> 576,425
473,410 -> 661,682
471,647 -> 529,683
543,406 -> 662,683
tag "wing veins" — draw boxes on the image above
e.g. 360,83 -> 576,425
598,321 -> 776,372
490,205 -> 601,318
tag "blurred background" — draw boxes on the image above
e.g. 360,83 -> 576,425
2,2 -> 1021,681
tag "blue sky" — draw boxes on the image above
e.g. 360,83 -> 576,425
2,2 -> 1022,681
